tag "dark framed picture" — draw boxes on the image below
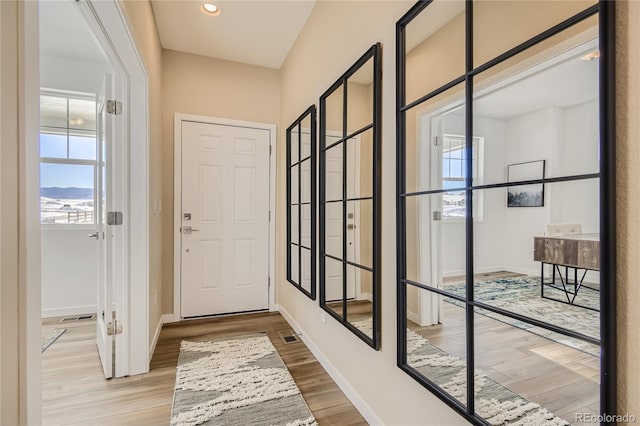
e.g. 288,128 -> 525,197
507,160 -> 545,207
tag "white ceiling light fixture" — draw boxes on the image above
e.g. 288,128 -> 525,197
201,2 -> 220,16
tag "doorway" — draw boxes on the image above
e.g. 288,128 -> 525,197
36,0 -> 150,383
174,114 -> 277,319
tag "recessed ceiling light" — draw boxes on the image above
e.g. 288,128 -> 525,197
201,2 -> 220,16
580,51 -> 600,61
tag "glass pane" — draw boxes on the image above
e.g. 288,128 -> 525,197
325,142 -> 343,202
325,257 -> 344,317
301,247 -> 312,294
324,84 -> 344,138
405,194 -> 466,297
471,181 -> 599,340
69,136 -> 96,160
473,0 -> 597,67
40,132 -> 67,158
290,244 -> 299,285
40,95 -> 68,129
405,0 -> 465,105
405,283 -> 467,407
346,199 -> 372,269
473,27 -> 599,186
40,163 -> 94,224
300,159 -> 311,204
290,124 -> 299,165
346,265 -> 373,337
347,57 -> 374,134
324,202 -> 343,259
405,82 -> 465,194
68,98 -> 96,132
290,164 -> 299,204
301,204 -> 311,248
346,128 -> 372,200
290,205 -> 299,245
474,308 -> 599,424
300,116 -> 312,159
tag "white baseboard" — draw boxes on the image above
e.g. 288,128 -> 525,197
357,292 -> 372,302
407,309 -> 420,325
149,313 -> 174,362
41,304 -> 95,318
278,305 -> 382,426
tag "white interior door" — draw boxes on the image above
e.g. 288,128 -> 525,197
325,135 -> 357,302
415,114 -> 443,327
95,75 -> 115,378
180,121 -> 271,317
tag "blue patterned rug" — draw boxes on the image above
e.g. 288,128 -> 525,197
443,276 -> 600,356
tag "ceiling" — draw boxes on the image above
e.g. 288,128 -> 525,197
473,53 -> 599,120
150,0 -> 317,69
39,0 -> 106,64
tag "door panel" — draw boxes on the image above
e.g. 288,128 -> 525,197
324,135 -> 357,301
181,121 -> 270,317
96,75 -> 114,378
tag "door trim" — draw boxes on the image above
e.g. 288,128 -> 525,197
173,113 -> 277,320
73,0 -> 150,377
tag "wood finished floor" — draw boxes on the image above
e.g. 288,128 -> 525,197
42,312 -> 367,426
410,271 -> 600,425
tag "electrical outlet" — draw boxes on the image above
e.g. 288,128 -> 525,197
320,310 -> 326,324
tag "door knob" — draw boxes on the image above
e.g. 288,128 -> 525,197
182,226 -> 200,234
88,232 -> 99,239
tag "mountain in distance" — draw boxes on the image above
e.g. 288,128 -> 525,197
41,187 -> 93,200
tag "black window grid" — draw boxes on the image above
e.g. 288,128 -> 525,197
286,105 -> 317,300
320,43 -> 382,350
396,1 -> 616,424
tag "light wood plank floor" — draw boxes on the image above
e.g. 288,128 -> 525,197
410,271 -> 600,425
42,312 -> 367,426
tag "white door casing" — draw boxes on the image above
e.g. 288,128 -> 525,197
176,117 -> 275,318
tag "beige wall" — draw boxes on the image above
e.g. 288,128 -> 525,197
161,49 -> 281,313
0,2 -> 21,423
616,0 -> 640,418
280,0 -> 639,423
120,0 -> 165,351
279,1 -> 467,424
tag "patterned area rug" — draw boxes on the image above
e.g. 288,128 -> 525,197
443,276 -> 600,356
171,333 -> 317,426
405,327 -> 569,426
41,328 -> 66,353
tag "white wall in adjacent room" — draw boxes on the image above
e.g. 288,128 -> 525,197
40,55 -> 109,317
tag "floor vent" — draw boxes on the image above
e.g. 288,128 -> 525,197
59,314 -> 95,323
278,331 -> 300,344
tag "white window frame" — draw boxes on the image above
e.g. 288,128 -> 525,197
441,133 -> 484,222
39,89 -> 98,229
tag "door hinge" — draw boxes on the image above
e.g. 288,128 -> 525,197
432,136 -> 440,147
106,320 -> 123,336
268,276 -> 271,289
107,100 -> 123,115
269,210 -> 271,221
269,145 -> 272,155
432,211 -> 442,221
107,211 -> 124,225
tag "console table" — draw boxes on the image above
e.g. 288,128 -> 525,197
533,233 -> 599,311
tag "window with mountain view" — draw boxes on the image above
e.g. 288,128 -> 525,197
40,91 -> 97,225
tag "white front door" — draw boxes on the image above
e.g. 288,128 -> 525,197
96,75 -> 115,378
324,135 -> 357,302
180,121 -> 271,317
